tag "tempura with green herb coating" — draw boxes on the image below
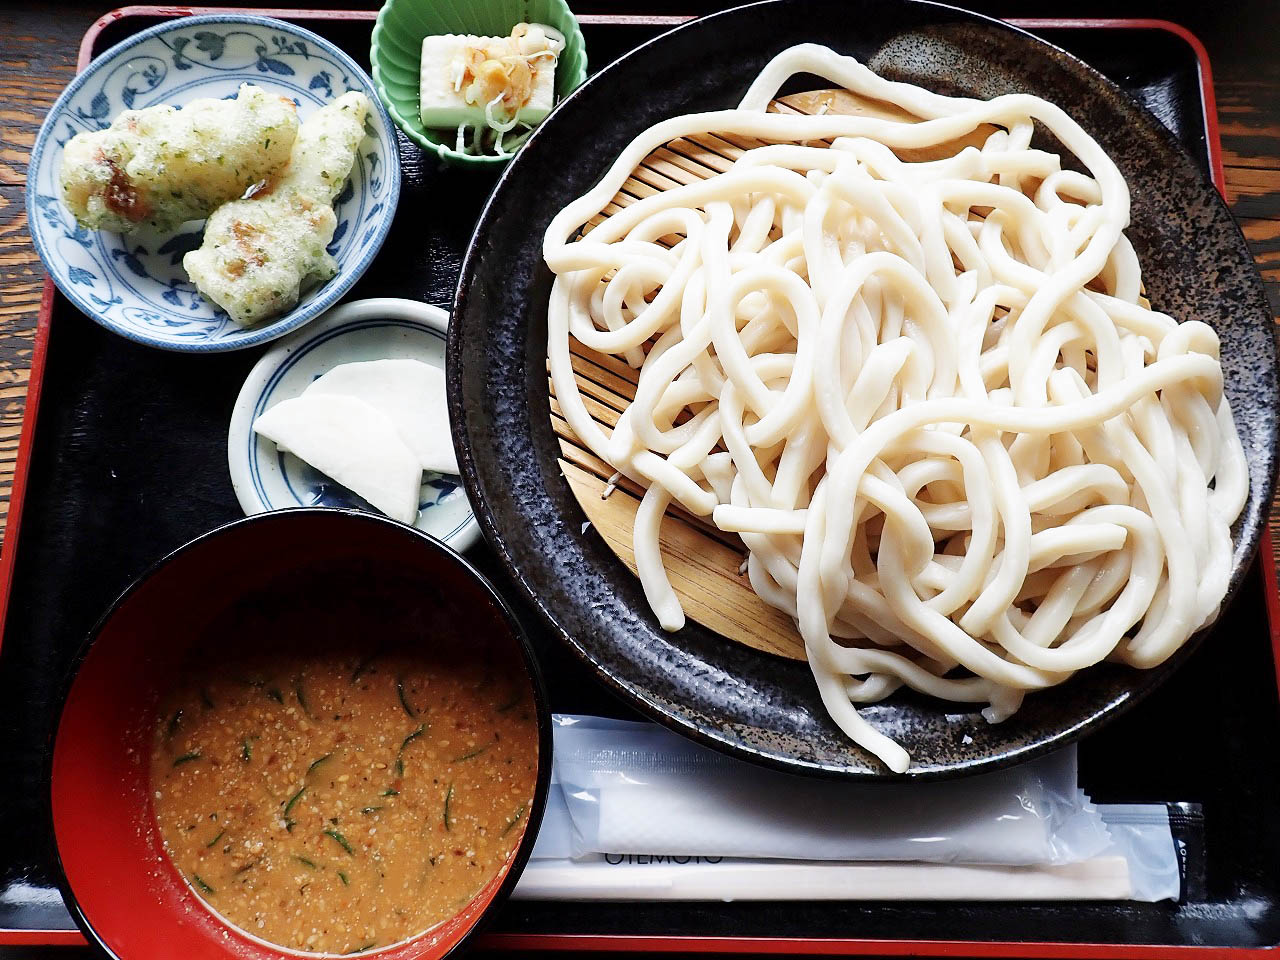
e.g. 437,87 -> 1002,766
59,83 -> 297,233
183,91 -> 372,326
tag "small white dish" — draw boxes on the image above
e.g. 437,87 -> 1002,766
228,297 -> 477,549
26,14 -> 401,352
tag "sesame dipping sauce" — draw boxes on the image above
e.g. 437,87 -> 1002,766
148,588 -> 538,955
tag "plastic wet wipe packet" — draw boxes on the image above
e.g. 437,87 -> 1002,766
547,714 -> 1109,865
519,715 -> 1181,902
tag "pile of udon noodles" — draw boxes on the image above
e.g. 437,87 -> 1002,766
543,44 -> 1247,772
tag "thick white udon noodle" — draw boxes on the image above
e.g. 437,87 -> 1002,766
543,44 -> 1248,772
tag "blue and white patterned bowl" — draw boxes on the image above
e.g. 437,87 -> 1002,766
26,15 -> 401,352
228,297 -> 478,550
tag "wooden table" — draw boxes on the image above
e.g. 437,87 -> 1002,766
1,0 -> 1277,556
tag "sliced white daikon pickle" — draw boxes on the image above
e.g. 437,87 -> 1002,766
253,393 -> 423,525
303,358 -> 459,475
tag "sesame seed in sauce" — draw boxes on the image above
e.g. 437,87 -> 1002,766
150,621 -> 536,955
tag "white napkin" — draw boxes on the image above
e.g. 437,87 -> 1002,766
548,715 -> 1111,865
513,853 -> 1138,902
520,716 -> 1182,903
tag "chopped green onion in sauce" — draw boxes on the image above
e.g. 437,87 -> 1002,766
324,828 -> 355,856
151,621 -> 536,954
396,677 -> 415,718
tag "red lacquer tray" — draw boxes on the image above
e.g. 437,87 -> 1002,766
1,7 -> 1277,956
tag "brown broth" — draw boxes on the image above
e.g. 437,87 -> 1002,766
150,596 -> 538,956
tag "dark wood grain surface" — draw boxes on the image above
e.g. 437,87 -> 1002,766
0,0 -> 1277,548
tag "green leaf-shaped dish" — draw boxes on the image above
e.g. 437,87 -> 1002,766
371,0 -> 587,165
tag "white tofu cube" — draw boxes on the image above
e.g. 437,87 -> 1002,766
419,32 -> 557,130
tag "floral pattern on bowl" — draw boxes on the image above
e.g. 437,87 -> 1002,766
26,14 -> 401,352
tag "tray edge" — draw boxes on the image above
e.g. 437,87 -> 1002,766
0,9 -> 1271,957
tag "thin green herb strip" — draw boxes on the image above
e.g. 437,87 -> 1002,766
360,806 -> 382,815
345,944 -> 376,955
283,786 -> 305,831
205,829 -> 226,849
452,747 -> 486,763
395,723 -> 427,777
501,803 -> 527,836
293,855 -> 317,870
382,789 -> 399,797
241,738 -> 254,763
338,870 -> 350,886
283,786 -> 306,817
191,874 -> 215,895
294,679 -> 312,717
396,677 -> 415,718
350,652 -> 379,683
325,828 -> 355,856
282,788 -> 304,819
399,724 -> 426,752
173,751 -> 201,767
443,783 -> 454,832
307,753 -> 332,776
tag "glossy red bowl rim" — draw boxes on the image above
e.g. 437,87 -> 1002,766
46,507 -> 553,960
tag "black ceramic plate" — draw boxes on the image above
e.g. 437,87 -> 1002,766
448,0 -> 1280,779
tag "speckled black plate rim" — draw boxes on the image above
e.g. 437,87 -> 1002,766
45,508 -> 554,960
448,0 -> 1280,780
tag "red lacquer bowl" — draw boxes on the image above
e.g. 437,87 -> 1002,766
49,508 -> 551,960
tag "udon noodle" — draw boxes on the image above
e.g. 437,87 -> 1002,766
543,45 -> 1247,772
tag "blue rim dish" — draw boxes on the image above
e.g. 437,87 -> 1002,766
227,301 -> 478,549
26,14 -> 402,353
